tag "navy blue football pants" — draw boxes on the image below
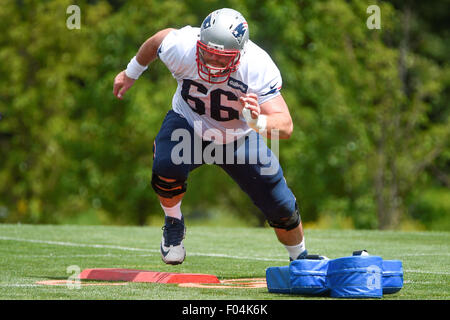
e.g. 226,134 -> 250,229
152,110 -> 297,223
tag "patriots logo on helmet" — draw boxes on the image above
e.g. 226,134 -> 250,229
202,14 -> 212,29
232,22 -> 248,44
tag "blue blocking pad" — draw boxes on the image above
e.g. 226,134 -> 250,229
266,255 -> 403,297
266,266 -> 291,294
327,256 -> 384,298
382,260 -> 403,294
289,259 -> 329,295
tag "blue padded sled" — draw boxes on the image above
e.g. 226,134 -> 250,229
266,252 -> 403,298
382,260 -> 403,294
266,266 -> 291,294
289,259 -> 329,295
327,256 -> 384,298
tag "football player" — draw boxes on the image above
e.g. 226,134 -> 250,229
113,8 -> 309,264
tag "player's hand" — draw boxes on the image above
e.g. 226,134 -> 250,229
113,70 -> 135,100
239,93 -> 260,119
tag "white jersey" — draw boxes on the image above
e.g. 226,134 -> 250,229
158,26 -> 282,144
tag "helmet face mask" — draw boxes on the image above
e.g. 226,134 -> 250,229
196,8 -> 249,84
196,40 -> 240,83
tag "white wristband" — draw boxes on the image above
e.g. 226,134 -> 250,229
242,107 -> 267,132
125,56 -> 148,80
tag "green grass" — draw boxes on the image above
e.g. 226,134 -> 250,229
0,223 -> 449,299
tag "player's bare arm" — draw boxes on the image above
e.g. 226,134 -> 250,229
135,28 -> 175,65
239,93 -> 293,139
113,28 -> 175,99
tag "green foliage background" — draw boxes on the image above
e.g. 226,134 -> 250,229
0,0 -> 448,230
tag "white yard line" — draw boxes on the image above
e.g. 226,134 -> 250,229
0,236 -> 286,262
2,236 -> 449,268
401,253 -> 450,257
404,269 -> 450,276
0,236 -> 151,252
0,283 -> 42,288
11,254 -> 144,258
404,280 -> 442,285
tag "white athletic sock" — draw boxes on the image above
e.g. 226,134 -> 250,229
160,201 -> 182,220
285,238 -> 306,260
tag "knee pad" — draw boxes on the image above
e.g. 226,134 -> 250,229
151,173 -> 187,198
268,202 -> 301,231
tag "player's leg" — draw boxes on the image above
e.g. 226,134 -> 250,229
272,209 -> 307,261
273,221 -> 304,245
151,110 -> 201,265
219,132 -> 307,261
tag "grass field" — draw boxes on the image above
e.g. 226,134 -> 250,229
0,223 -> 449,300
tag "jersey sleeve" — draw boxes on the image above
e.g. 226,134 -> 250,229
157,26 -> 197,78
248,48 -> 283,105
